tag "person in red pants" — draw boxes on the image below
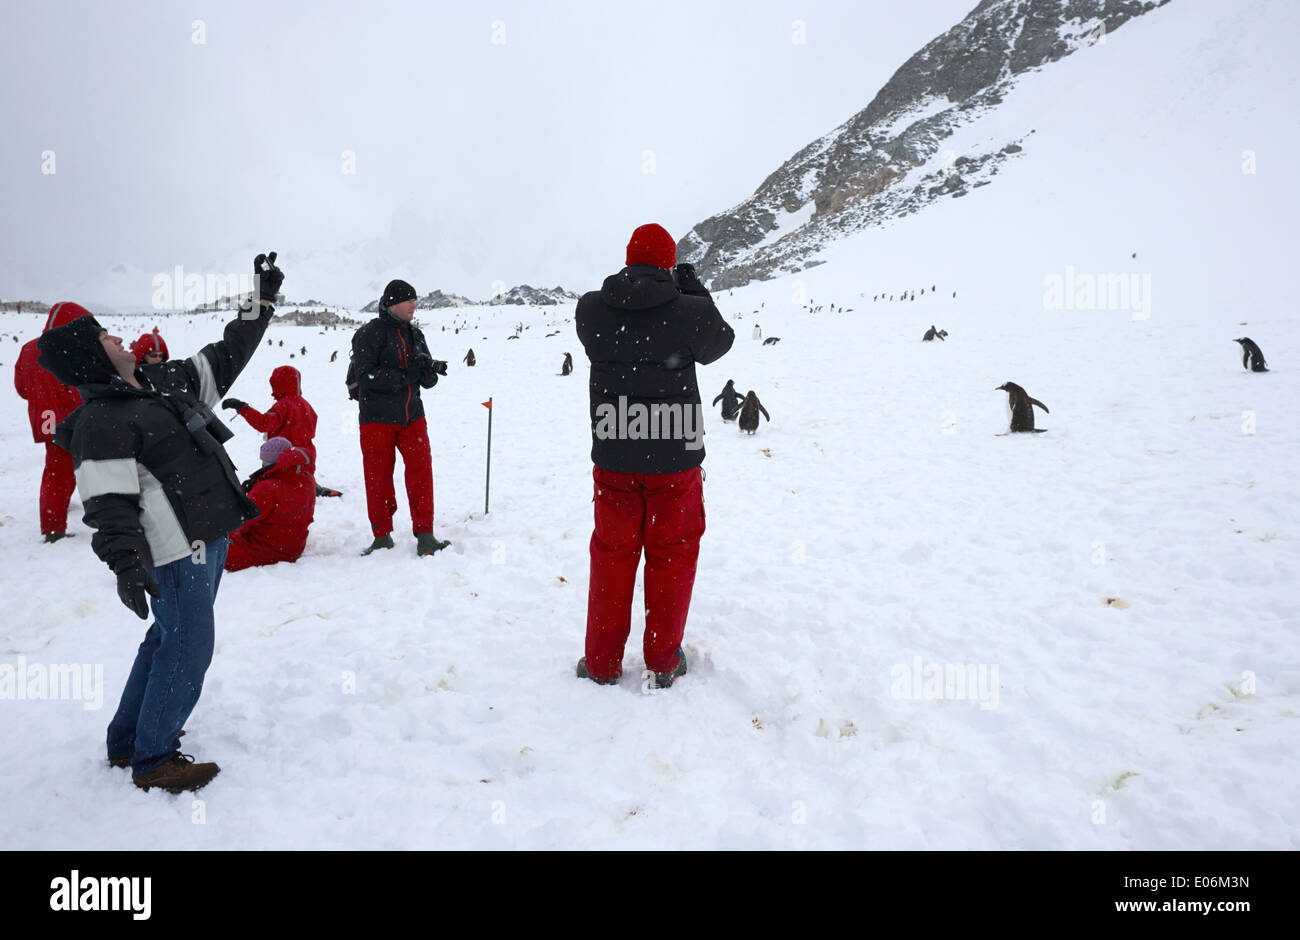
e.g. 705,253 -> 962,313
225,437 -> 316,571
573,223 -> 735,689
220,365 -> 342,497
348,279 -> 451,556
13,302 -> 96,542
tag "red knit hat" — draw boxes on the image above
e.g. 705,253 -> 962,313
626,223 -> 676,270
131,328 -> 169,363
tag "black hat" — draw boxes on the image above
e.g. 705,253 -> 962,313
381,279 -> 418,309
37,314 -> 117,387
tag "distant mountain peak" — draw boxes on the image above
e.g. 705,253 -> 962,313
679,0 -> 1170,289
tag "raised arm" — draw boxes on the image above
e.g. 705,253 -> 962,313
188,253 -> 282,407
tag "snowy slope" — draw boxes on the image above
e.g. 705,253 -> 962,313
0,0 -> 1297,849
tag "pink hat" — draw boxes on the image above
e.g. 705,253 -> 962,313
260,436 -> 293,464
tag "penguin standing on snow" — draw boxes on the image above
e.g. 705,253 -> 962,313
712,379 -> 744,422
738,391 -> 771,435
996,382 -> 1048,433
753,324 -> 762,341
923,325 -> 946,342
560,352 -> 573,376
330,350 -> 338,362
464,348 -> 476,367
1233,337 -> 1268,372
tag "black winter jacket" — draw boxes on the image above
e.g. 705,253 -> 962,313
349,311 -> 438,425
575,264 -> 734,474
51,304 -> 273,572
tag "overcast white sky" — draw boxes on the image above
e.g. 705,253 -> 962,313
1,0 -> 974,304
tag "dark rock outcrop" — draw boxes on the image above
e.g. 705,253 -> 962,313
678,0 -> 1170,288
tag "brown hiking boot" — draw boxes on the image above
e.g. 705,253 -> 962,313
132,753 -> 220,793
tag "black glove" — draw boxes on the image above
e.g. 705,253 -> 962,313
255,251 -> 284,303
432,359 -> 448,376
221,398 -> 246,412
117,566 -> 161,620
672,262 -> 707,295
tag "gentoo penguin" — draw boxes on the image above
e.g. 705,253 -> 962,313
753,324 -> 762,340
712,379 -> 744,422
560,352 -> 573,376
464,348 -> 476,367
996,382 -> 1048,433
737,391 -> 771,435
330,350 -> 338,362
923,325 -> 942,341
762,336 -> 781,346
1233,337 -> 1268,372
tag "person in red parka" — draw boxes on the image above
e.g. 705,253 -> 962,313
130,328 -> 169,365
12,302 -> 94,542
220,364 -> 341,496
224,437 -> 317,571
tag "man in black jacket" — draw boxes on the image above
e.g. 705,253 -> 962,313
574,224 -> 734,689
349,279 -> 451,556
37,252 -> 283,793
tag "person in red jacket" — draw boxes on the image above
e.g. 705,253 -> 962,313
224,437 -> 317,572
220,365 -> 341,497
12,302 -> 94,541
130,328 -> 169,365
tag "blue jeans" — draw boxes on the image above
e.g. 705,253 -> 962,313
106,537 -> 228,776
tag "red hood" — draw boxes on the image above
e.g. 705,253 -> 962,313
266,445 -> 311,477
270,365 -> 301,400
44,302 -> 94,332
131,328 -> 169,363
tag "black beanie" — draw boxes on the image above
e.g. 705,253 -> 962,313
37,314 -> 117,387
381,279 -> 418,309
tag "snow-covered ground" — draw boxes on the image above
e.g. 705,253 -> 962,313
1,0 -> 1297,848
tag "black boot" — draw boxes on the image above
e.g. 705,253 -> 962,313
43,532 -> 74,543
361,535 -> 395,556
576,657 -> 619,686
415,533 -> 451,556
650,648 -> 688,689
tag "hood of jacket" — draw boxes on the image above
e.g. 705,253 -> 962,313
270,365 -> 301,399
36,314 -> 118,388
43,301 -> 95,333
251,444 -> 311,484
131,328 -> 169,363
599,264 -> 680,311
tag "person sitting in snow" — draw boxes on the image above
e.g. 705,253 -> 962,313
224,436 -> 316,571
220,365 -> 341,497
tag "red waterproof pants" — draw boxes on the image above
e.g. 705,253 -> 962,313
360,417 -> 434,536
40,442 -> 77,535
584,465 -> 705,679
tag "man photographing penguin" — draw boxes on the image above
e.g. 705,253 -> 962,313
36,251 -> 284,794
